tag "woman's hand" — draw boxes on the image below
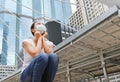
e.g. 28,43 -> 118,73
42,31 -> 48,38
34,31 -> 41,39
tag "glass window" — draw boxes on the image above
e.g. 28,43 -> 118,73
54,0 -> 64,22
44,0 -> 52,18
3,14 -> 16,65
22,0 -> 32,16
5,0 -> 16,12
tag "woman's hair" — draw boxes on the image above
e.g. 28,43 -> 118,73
30,21 -> 45,36
30,22 -> 36,36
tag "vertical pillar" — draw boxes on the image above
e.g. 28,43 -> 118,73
16,0 -> 22,68
99,51 -> 109,82
94,78 -> 97,82
67,62 -> 71,82
87,78 -> 90,82
99,77 -> 102,82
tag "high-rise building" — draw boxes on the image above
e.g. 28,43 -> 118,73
97,0 -> 120,8
0,0 -> 72,66
32,0 -> 72,24
0,0 -> 9,65
0,23 -> 9,65
0,0 -> 17,65
0,30 -> 3,54
69,0 -> 108,29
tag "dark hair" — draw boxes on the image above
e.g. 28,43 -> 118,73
30,22 -> 36,36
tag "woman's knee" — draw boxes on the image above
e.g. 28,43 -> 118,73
49,53 -> 59,63
35,53 -> 48,63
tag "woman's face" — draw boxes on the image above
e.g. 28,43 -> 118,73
34,22 -> 42,30
32,22 -> 42,34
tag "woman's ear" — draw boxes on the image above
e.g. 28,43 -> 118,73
31,28 -> 35,33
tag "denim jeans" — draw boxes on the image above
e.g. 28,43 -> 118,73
20,52 -> 59,82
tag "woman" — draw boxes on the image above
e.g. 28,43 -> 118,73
20,22 -> 59,82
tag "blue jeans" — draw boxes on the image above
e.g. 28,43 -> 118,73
20,52 -> 59,82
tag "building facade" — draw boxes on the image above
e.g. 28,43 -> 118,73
0,22 -> 9,65
69,0 -> 108,29
0,0 -> 72,66
0,30 -> 3,54
32,0 -> 72,24
0,0 -> 17,65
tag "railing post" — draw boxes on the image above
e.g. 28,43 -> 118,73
66,62 -> 71,82
99,51 -> 109,82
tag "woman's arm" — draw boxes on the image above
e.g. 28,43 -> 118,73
23,32 -> 42,57
42,32 -> 55,54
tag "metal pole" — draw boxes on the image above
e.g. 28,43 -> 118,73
94,78 -> 97,82
67,62 -> 71,82
87,78 -> 90,82
99,77 -> 102,82
99,51 -> 109,82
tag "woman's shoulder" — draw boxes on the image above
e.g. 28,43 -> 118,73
22,38 -> 33,44
23,38 -> 31,42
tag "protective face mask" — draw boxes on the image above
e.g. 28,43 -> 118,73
36,24 -> 47,34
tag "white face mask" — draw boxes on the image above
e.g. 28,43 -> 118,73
36,24 -> 47,34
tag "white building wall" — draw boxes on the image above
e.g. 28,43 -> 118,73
69,0 -> 109,29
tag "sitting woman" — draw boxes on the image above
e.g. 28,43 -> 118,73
20,22 -> 59,82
